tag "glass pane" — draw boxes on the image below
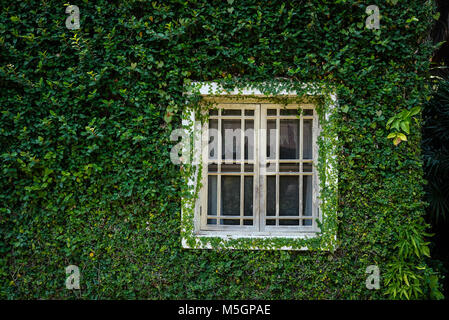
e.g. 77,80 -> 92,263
244,176 -> 253,216
303,119 -> 312,159
221,219 -> 240,225
208,119 -> 218,160
244,120 -> 254,160
303,175 -> 312,218
222,109 -> 241,116
303,163 -> 312,172
208,164 -> 218,172
222,120 -> 241,160
303,109 -> 313,116
267,109 -> 277,116
280,109 -> 298,116
245,110 -> 254,116
279,176 -> 299,216
209,109 -> 218,116
266,176 -> 276,216
207,219 -> 217,225
221,176 -> 240,216
279,219 -> 300,226
267,120 -> 276,159
244,164 -> 254,172
243,220 -> 253,225
266,219 -> 276,225
280,119 -> 299,159
208,176 -> 217,216
280,163 -> 299,172
221,164 -> 241,172
303,219 -> 312,226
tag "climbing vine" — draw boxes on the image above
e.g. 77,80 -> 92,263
180,82 -> 338,251
0,0 -> 443,299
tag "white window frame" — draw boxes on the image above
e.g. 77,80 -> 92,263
181,82 -> 337,250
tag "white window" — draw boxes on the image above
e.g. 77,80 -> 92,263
200,102 -> 319,235
181,83 -> 337,250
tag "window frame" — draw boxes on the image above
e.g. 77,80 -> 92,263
200,103 -> 260,233
181,82 -> 338,250
199,103 -> 320,236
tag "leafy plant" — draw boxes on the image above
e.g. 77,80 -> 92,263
422,80 -> 449,223
0,0 -> 441,299
386,106 -> 420,146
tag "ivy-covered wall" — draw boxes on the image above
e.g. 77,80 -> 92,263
0,0 -> 443,299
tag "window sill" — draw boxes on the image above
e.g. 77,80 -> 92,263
181,231 -> 326,251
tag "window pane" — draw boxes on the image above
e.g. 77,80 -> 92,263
244,176 -> 253,216
208,119 -> 218,160
267,109 -> 277,116
303,163 -> 312,172
222,120 -> 241,160
279,163 -> 299,172
303,119 -> 312,159
303,109 -> 313,116
267,120 -> 276,159
303,219 -> 312,226
245,110 -> 254,116
280,119 -> 299,159
279,176 -> 299,216
221,176 -> 240,216
303,175 -> 312,226
279,219 -> 300,226
221,219 -> 240,225
222,109 -> 241,116
208,176 -> 217,216
244,120 -> 254,160
280,109 -> 298,116
209,109 -> 218,116
266,176 -> 276,216
221,164 -> 241,172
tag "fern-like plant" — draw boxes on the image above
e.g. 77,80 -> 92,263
422,80 -> 449,224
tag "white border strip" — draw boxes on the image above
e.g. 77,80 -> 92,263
181,82 -> 337,250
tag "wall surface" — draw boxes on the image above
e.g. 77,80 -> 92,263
0,0 -> 443,299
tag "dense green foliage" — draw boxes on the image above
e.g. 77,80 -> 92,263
423,79 -> 449,296
0,0 -> 443,299
423,80 -> 449,223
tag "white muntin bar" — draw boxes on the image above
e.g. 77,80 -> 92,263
259,106 -> 266,232
299,114 -> 304,223
217,109 -> 222,221
275,111 -> 280,225
240,115 -> 244,225
201,120 -> 209,229
254,105 -> 261,231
